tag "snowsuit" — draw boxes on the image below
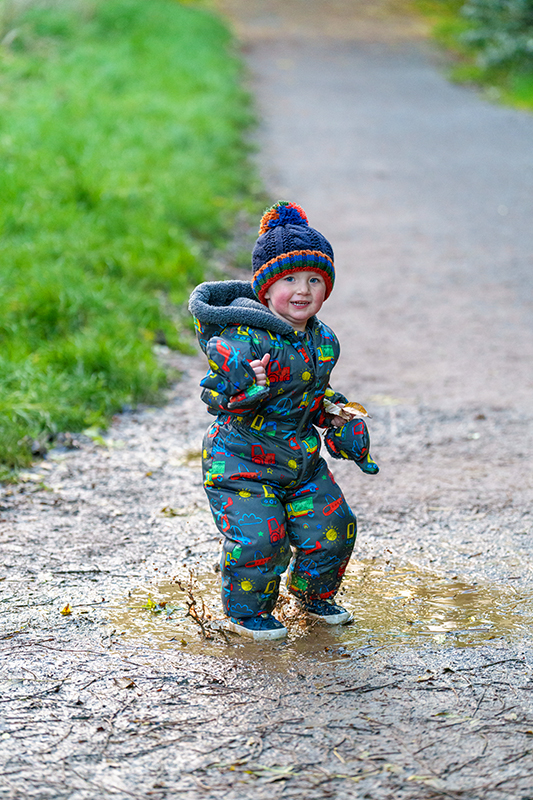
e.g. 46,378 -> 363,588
189,280 -> 361,619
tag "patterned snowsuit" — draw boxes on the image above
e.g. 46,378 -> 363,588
190,280 -> 363,620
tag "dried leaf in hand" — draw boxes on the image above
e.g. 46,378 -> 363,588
323,398 -> 372,420
323,398 -> 343,416
342,402 -> 371,419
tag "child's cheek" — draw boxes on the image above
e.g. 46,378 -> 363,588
271,291 -> 290,311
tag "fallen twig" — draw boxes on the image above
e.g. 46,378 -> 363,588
325,681 -> 398,695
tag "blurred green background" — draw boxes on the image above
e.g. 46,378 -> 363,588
0,0 -> 259,475
1,0 -> 531,477
417,1 -> 533,108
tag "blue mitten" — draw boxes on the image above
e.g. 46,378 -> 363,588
324,418 -> 379,474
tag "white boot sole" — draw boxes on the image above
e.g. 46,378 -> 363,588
225,619 -> 287,641
305,610 -> 353,625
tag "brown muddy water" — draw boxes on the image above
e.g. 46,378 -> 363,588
108,559 -> 533,665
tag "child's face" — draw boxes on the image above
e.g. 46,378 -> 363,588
264,270 -> 327,331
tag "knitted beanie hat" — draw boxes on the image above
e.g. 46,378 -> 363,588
251,201 -> 335,305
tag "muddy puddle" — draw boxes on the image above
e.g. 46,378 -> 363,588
107,559 -> 533,664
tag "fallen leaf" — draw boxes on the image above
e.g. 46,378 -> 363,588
161,506 -> 178,517
18,472 -> 44,483
161,506 -> 191,517
142,596 -> 167,613
114,677 -> 136,690
60,604 -> 72,616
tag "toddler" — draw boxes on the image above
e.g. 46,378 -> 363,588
189,202 -> 378,640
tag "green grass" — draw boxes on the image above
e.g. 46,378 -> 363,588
0,0 -> 258,475
413,1 -> 533,110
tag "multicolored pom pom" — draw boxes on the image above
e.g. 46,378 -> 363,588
258,201 -> 309,235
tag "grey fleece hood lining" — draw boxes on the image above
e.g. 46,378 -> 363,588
189,280 -> 316,336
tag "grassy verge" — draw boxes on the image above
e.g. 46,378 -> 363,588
414,1 -> 533,110
0,0 -> 258,476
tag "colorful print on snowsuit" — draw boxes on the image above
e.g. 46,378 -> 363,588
203,423 -> 356,617
190,280 -> 357,619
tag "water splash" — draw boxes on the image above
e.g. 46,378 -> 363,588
107,559 -> 533,662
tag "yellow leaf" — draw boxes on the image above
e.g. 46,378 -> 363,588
60,604 -> 72,616
343,401 -> 371,418
161,506 -> 178,517
161,506 -> 189,517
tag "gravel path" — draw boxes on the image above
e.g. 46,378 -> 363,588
2,2 -> 533,798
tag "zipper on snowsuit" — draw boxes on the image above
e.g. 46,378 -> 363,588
295,330 -> 318,482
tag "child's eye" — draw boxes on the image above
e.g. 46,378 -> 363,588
284,276 -> 295,282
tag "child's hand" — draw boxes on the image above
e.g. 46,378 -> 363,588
249,353 -> 270,386
324,400 -> 371,427
227,354 -> 270,406
330,402 -> 346,428
330,414 -> 346,428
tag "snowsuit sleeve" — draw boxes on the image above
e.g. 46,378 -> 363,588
200,328 -> 271,416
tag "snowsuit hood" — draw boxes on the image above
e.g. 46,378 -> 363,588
188,280 -> 306,353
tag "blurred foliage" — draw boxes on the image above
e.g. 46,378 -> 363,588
0,0 -> 259,474
461,0 -> 533,68
415,0 -> 533,108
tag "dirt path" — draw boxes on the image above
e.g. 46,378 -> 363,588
2,2 -> 533,798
